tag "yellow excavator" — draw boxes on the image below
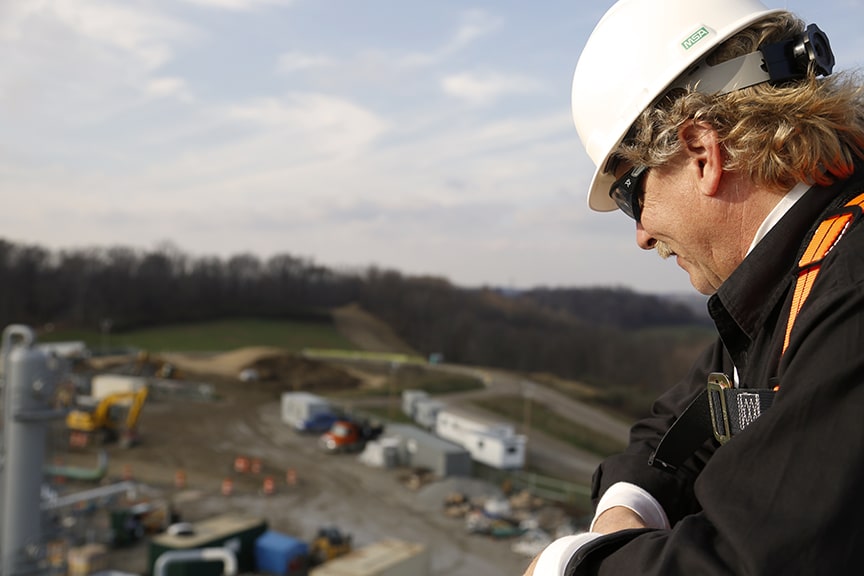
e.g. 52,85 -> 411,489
66,387 -> 149,448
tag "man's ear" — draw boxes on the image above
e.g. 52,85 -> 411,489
678,120 -> 723,197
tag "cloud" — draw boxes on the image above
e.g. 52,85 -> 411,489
23,0 -> 191,70
147,76 -> 194,101
180,0 -> 293,10
0,0 -> 196,131
450,9 -> 501,51
399,9 -> 501,68
277,52 -> 336,73
441,72 -> 542,105
227,92 -> 389,156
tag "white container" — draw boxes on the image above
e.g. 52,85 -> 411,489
413,398 -> 447,430
400,389 -> 428,418
91,374 -> 148,400
280,392 -> 333,430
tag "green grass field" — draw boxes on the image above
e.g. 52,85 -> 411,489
472,394 -> 627,458
40,318 -> 358,353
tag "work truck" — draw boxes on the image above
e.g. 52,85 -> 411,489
318,419 -> 384,453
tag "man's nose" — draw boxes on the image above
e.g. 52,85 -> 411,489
636,222 -> 656,250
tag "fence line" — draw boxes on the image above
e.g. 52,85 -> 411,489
472,463 -> 591,506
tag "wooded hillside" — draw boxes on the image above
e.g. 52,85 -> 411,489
0,239 -> 714,416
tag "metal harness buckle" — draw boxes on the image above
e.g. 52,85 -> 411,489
707,372 -> 733,444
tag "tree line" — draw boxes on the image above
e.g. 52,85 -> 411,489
0,238 -> 714,414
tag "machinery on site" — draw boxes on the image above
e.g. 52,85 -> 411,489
66,386 -> 149,448
318,418 -> 384,453
309,526 -> 353,566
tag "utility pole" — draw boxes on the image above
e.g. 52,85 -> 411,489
522,381 -> 534,467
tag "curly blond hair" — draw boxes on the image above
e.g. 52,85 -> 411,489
615,12 -> 864,190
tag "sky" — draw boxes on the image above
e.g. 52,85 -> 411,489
1,1 -> 862,295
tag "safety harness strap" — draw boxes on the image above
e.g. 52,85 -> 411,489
649,190 -> 864,471
783,192 -> 864,353
649,383 -> 779,471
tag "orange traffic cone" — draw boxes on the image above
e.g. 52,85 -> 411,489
234,456 -> 250,474
175,469 -> 187,489
286,468 -> 297,486
262,476 -> 275,496
221,478 -> 234,496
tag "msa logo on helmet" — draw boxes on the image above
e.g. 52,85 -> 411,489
682,27 -> 710,50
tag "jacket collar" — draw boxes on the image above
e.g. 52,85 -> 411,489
708,167 -> 864,366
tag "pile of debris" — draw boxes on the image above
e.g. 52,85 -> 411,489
440,486 -> 587,558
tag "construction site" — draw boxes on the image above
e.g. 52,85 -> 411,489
0,321 -> 622,576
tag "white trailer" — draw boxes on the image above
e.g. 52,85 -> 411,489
434,408 -> 526,469
413,398 -> 447,430
435,406 -> 516,438
91,374 -> 148,399
280,392 -> 334,431
401,389 -> 429,419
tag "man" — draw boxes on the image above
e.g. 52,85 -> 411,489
525,0 -> 864,574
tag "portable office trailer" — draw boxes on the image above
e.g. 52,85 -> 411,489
413,398 -> 447,430
309,539 -> 428,576
400,389 -> 429,419
435,408 -> 526,469
385,424 -> 472,477
280,392 -> 333,431
461,429 -> 526,469
434,407 -> 515,438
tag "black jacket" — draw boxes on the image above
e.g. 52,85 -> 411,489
570,165 -> 864,575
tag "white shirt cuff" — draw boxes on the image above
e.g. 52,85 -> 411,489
533,532 -> 602,575
590,481 -> 670,531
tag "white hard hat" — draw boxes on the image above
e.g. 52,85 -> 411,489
573,0 -> 782,212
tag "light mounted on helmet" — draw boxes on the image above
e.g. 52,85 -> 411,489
763,23 -> 835,81
674,22 -> 835,96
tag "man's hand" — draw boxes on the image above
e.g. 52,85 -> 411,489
521,508 -> 647,575
591,506 -> 648,533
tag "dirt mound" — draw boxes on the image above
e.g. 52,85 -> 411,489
160,347 -> 284,378
159,347 -> 360,392
249,352 -> 360,392
332,304 -> 419,355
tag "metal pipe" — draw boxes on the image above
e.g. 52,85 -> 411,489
41,480 -> 137,511
154,548 -> 238,576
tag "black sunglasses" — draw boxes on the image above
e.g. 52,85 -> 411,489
609,165 -> 649,221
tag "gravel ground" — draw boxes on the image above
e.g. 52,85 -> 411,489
57,377 -> 546,575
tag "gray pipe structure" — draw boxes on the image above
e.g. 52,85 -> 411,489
154,548 -> 238,576
1,325 -> 66,576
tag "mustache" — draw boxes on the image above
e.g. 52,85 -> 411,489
656,241 -> 675,259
